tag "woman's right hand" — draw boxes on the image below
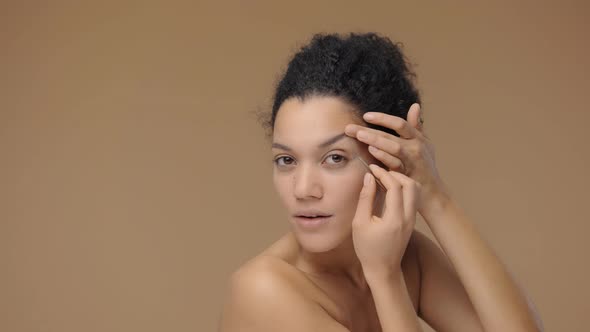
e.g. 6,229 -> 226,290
351,164 -> 421,282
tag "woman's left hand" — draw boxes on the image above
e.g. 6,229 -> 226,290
352,165 -> 420,281
345,103 -> 449,214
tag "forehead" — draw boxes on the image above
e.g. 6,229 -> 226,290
273,96 -> 363,143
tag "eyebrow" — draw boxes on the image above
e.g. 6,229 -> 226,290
272,133 -> 349,151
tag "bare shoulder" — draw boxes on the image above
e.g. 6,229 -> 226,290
408,229 -> 432,250
218,256 -> 350,332
404,229 -> 423,261
409,230 -> 485,332
408,230 -> 445,268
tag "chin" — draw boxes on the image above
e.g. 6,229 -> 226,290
290,223 -> 350,253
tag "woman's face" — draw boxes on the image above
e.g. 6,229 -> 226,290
271,95 -> 380,252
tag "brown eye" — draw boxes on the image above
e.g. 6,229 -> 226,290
274,156 -> 295,166
325,154 -> 347,165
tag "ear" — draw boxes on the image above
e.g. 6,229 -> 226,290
407,103 -> 423,132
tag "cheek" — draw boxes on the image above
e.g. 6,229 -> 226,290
326,172 -> 365,200
272,173 -> 291,199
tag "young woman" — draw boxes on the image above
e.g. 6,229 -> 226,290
218,32 -> 543,332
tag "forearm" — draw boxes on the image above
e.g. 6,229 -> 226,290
420,192 -> 542,332
366,273 -> 423,332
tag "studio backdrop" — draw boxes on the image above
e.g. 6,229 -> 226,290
1,1 -> 588,331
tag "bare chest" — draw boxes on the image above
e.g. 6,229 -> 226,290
262,232 -> 422,332
308,267 -> 419,332
316,280 -> 383,332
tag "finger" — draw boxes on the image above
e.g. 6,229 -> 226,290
345,124 -> 408,172
353,172 -> 377,224
344,124 -> 403,143
368,164 -> 403,223
388,171 -> 420,224
367,145 -> 406,173
406,103 -> 423,132
356,130 -> 404,159
362,111 -> 418,139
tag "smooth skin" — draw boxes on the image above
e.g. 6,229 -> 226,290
347,104 -> 543,331
352,165 -> 423,331
218,98 -> 543,332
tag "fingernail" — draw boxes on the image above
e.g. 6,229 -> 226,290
370,163 -> 384,172
357,131 -> 368,140
363,113 -> 375,120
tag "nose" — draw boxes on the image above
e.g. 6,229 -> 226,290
293,164 -> 323,200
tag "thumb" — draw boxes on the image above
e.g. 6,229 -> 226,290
407,103 -> 423,132
354,172 -> 376,224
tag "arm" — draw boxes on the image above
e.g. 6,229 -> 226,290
346,103 -> 543,331
353,166 -> 425,332
366,273 -> 424,332
414,230 -> 485,332
217,258 -> 351,332
419,192 -> 544,332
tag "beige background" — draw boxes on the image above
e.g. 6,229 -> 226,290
1,1 -> 589,331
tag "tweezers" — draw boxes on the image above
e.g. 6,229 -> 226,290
355,155 -> 387,191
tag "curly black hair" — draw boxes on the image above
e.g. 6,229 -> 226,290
258,32 -> 421,138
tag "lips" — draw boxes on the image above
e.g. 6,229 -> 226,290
293,210 -> 332,218
295,216 -> 332,220
293,214 -> 333,229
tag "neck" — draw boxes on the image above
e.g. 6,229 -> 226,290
290,232 -> 368,290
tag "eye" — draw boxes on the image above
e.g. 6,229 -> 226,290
272,154 -> 348,169
324,153 -> 348,166
274,156 -> 295,167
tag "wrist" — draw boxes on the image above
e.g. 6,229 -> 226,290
364,269 -> 404,287
419,182 -> 453,222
